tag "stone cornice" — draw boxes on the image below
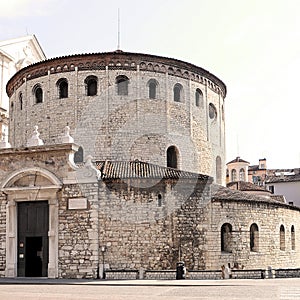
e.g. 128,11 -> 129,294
212,197 -> 300,212
6,51 -> 227,98
0,143 -> 78,156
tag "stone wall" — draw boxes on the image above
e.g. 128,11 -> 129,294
96,176 -> 300,274
58,182 -> 99,279
0,143 -> 102,279
0,192 -> 6,277
275,268 -> 300,278
105,270 -> 139,280
98,177 -> 211,272
144,270 -> 176,280
8,52 -> 226,184
206,199 -> 300,270
0,143 -> 299,279
0,144 -> 78,183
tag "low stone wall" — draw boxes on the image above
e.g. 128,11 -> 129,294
99,268 -> 300,280
104,270 -> 139,280
231,269 -> 265,279
188,270 -> 222,280
144,270 -> 176,280
188,269 -> 265,280
275,268 -> 300,278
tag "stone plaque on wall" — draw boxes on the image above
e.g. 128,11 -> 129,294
68,197 -> 88,210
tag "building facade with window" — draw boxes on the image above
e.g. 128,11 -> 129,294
226,156 -> 249,183
1,49 -> 300,279
265,170 -> 300,207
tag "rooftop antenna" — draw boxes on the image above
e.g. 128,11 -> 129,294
236,133 -> 240,157
117,8 -> 121,50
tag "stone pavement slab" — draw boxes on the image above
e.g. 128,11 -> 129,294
0,278 -> 300,300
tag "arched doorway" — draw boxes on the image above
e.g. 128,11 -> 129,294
1,167 -> 61,278
167,146 -> 179,169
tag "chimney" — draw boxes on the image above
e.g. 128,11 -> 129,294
259,158 -> 266,170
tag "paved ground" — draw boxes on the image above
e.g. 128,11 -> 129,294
0,278 -> 300,300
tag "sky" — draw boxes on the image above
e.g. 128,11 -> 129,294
0,0 -> 300,169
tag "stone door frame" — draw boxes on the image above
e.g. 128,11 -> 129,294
1,167 -> 61,278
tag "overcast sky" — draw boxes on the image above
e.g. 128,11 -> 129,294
1,0 -> 299,169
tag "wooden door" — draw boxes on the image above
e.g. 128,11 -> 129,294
17,201 -> 49,277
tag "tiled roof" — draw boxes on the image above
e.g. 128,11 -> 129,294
226,157 -> 249,165
95,160 -> 210,181
270,195 -> 286,203
211,184 -> 290,206
267,168 -> 300,175
248,165 -> 259,171
266,174 -> 300,183
227,181 -> 270,192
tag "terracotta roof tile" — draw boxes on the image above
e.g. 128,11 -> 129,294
270,195 -> 286,203
266,174 -> 300,183
227,181 -> 270,192
248,165 -> 259,171
226,157 -> 249,165
95,160 -> 211,181
211,184 -> 290,206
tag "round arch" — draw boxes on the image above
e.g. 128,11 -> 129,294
1,167 -> 61,278
1,166 -> 62,189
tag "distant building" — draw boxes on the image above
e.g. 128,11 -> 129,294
248,158 -> 267,186
0,35 -> 45,142
227,156 -> 300,207
226,156 -> 249,183
265,169 -> 300,207
227,181 -> 272,197
226,157 -> 281,199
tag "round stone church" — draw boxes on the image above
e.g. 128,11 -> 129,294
6,51 -> 226,185
0,51 -> 299,279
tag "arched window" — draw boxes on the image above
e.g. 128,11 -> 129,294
173,83 -> 183,102
116,75 -> 129,95
239,168 -> 245,181
157,194 -> 162,207
250,223 -> 259,252
10,102 -> 13,120
231,169 -> 237,181
85,76 -> 98,96
74,146 -> 84,163
222,104 -> 225,120
33,84 -> 43,103
209,103 -> 217,120
291,225 -> 295,250
57,78 -> 68,98
148,79 -> 158,99
167,146 -> 178,169
221,223 -> 232,252
195,88 -> 203,107
216,156 -> 222,184
280,225 -> 285,251
19,92 -> 23,110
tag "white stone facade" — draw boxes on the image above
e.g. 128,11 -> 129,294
0,35 -> 45,147
0,35 -> 45,112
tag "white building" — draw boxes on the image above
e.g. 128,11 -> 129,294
266,170 -> 300,207
0,35 -> 46,140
